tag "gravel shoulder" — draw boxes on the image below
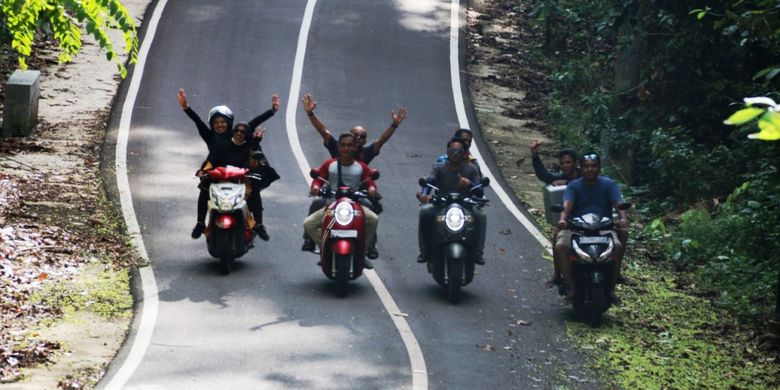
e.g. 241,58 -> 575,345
0,1 -> 150,388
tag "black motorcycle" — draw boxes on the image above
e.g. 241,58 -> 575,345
419,177 -> 489,303
551,203 -> 630,325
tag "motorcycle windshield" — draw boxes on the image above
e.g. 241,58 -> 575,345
572,213 -> 613,230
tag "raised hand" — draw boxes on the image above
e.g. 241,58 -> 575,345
177,88 -> 189,109
254,126 -> 266,139
271,94 -> 280,113
302,93 -> 317,113
529,140 -> 541,156
392,107 -> 408,126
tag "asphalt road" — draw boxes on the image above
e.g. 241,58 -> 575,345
103,1 -> 600,389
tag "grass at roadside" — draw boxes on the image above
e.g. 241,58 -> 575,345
566,261 -> 779,390
30,263 -> 132,321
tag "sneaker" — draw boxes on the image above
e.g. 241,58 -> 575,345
475,256 -> 485,265
191,222 -> 205,239
367,246 -> 379,259
253,225 -> 269,241
416,253 -> 427,263
301,238 -> 316,252
363,259 -> 375,269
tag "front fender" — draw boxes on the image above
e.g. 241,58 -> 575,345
331,239 -> 353,255
444,242 -> 466,260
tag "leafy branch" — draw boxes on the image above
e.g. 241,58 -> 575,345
1,0 -> 138,77
724,97 -> 780,141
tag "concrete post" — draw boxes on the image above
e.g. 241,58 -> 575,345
2,69 -> 41,137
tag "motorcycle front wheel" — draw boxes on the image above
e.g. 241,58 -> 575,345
220,256 -> 233,275
446,256 -> 463,303
334,254 -> 351,297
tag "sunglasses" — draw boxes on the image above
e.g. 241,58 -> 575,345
234,129 -> 247,134
448,147 -> 465,154
352,133 -> 367,139
582,153 -> 599,161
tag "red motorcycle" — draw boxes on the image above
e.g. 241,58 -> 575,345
309,169 -> 378,295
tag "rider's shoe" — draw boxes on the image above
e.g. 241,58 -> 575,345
416,253 -> 427,263
363,259 -> 375,269
253,224 -> 269,241
191,222 -> 205,239
475,255 -> 486,265
301,238 -> 316,252
367,246 -> 379,259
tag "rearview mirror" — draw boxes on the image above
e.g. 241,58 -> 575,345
480,177 -> 490,187
309,169 -> 318,179
550,204 -> 564,213
369,169 -> 380,180
616,202 -> 632,211
418,177 -> 428,187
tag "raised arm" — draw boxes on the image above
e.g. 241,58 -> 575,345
178,88 -> 212,145
247,94 -> 279,129
301,93 -> 332,144
372,107 -> 408,154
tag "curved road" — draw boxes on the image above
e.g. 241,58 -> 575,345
101,1 -> 599,389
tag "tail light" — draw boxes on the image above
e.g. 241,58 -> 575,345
215,214 -> 235,230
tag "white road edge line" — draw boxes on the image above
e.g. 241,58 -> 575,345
449,0 -> 552,251
285,2 -> 428,389
104,1 -> 168,389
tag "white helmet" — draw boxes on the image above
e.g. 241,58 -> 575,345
207,105 -> 234,129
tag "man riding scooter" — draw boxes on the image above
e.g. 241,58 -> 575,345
300,93 -> 407,258
555,152 -> 628,304
303,133 -> 380,269
417,138 -> 487,265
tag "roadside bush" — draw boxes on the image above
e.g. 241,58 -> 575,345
531,0 -> 780,323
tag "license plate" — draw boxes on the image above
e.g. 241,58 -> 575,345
330,230 -> 358,238
579,236 -> 610,245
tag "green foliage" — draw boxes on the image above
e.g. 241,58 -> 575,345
568,269 -> 780,390
532,0 -> 780,336
725,97 -> 780,140
0,0 -> 138,77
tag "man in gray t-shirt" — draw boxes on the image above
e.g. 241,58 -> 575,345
416,138 -> 487,265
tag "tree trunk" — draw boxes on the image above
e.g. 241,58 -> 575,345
605,1 -> 648,183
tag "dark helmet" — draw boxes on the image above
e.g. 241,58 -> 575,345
233,121 -> 250,133
207,105 -> 234,130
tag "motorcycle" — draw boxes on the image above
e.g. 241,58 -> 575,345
418,177 -> 490,303
309,168 -> 379,296
550,203 -> 631,325
203,165 -> 259,274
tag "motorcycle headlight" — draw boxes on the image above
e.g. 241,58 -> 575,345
572,240 -> 593,263
334,201 -> 354,226
444,207 -> 465,232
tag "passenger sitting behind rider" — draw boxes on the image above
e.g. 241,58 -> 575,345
528,140 -> 580,287
202,122 -> 279,240
554,152 -> 628,304
529,140 -> 579,186
417,138 -> 487,265
303,133 -> 379,269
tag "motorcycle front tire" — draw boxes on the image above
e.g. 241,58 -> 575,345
220,256 -> 233,275
446,256 -> 463,303
334,254 -> 351,297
